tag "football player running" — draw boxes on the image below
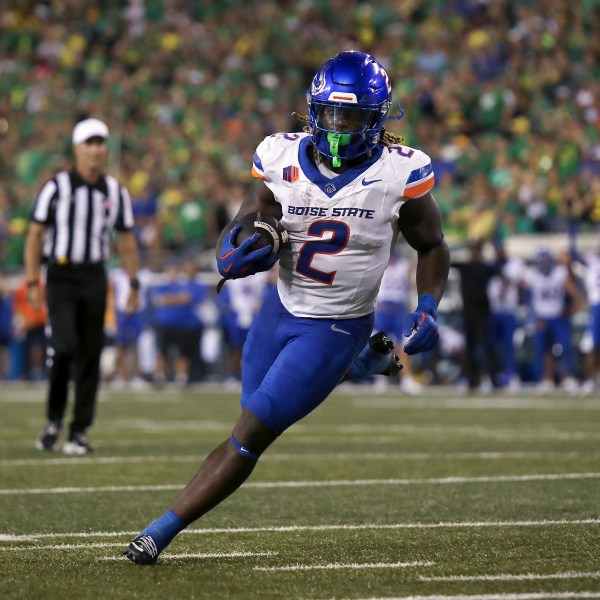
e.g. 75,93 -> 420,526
124,50 -> 450,564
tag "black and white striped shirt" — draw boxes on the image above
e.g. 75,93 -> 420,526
30,170 -> 135,264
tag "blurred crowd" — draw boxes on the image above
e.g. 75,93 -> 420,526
0,259 -> 278,388
1,1 -> 600,394
1,0 -> 600,273
1,239 -> 599,395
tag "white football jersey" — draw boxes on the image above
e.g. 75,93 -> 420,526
487,258 -> 524,313
488,276 -> 519,313
227,272 -> 270,329
376,256 -> 411,304
526,264 -> 568,319
109,267 -> 153,312
583,252 -> 600,306
252,133 -> 434,318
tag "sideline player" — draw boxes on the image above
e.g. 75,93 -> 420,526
570,243 -> 600,394
525,248 -> 583,393
124,50 -> 449,564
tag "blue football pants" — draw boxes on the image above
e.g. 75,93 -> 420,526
240,287 -> 374,434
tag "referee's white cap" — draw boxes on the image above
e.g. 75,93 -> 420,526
72,118 -> 109,145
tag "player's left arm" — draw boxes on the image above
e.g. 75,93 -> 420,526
399,191 -> 450,303
398,191 -> 450,354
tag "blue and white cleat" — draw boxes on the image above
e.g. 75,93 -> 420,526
123,535 -> 159,565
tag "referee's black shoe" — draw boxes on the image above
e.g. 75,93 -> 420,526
123,535 -> 160,565
35,422 -> 61,451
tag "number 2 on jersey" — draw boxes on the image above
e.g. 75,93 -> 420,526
296,220 -> 349,285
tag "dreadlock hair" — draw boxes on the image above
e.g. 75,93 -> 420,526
291,112 -> 404,146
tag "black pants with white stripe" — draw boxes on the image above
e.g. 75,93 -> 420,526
45,263 -> 107,437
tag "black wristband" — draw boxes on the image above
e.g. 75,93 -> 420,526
129,277 -> 140,291
27,280 -> 39,288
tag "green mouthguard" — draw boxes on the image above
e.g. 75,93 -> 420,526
327,133 -> 350,168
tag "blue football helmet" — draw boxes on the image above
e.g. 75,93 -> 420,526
307,51 -> 392,166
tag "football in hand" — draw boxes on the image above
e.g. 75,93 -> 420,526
234,212 -> 288,256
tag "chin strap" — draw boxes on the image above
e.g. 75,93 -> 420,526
327,132 -> 350,168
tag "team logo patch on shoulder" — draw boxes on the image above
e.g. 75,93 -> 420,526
283,165 -> 299,183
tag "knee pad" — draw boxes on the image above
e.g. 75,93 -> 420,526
230,435 -> 261,460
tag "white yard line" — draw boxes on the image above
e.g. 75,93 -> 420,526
353,397 -> 600,410
5,542 -> 127,551
10,431 -> 599,448
3,384 -> 600,405
1,472 -> 598,496
419,571 -> 600,582
1,518 -> 598,543
7,425 -> 600,448
306,425 -> 600,439
348,593 -> 600,600
80,419 -> 232,432
285,431 -> 600,443
2,450 -> 598,468
100,550 -> 276,561
254,560 -> 433,572
9,431 -> 599,451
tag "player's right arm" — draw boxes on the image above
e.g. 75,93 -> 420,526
215,184 -> 280,275
215,137 -> 283,280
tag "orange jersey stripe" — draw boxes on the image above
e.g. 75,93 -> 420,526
404,175 -> 435,199
251,165 -> 266,179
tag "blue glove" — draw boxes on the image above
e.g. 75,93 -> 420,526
217,224 -> 277,280
403,294 -> 439,355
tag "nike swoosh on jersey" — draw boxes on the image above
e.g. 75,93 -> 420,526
361,178 -> 382,186
331,323 -> 351,335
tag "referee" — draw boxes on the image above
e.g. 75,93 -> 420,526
24,118 -> 140,454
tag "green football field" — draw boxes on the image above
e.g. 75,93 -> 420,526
1,384 -> 599,600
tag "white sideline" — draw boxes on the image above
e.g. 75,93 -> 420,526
419,571 -> 600,582
1,518 -> 598,543
2,450 -> 599,468
254,560 -> 434,571
1,472 -> 599,495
